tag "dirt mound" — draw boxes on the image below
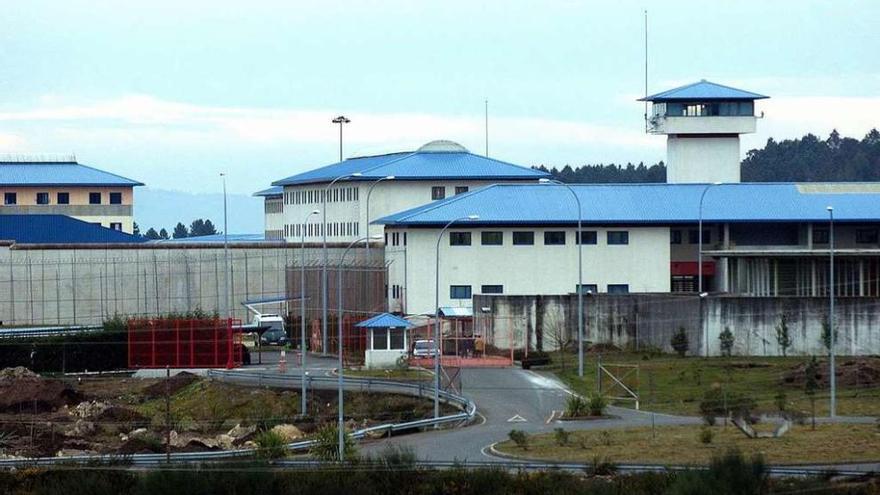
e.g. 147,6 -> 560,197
94,405 -> 148,424
142,372 -> 199,398
781,358 -> 880,388
0,367 -> 80,413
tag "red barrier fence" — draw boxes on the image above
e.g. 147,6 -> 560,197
127,318 -> 243,369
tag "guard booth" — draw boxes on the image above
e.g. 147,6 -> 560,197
356,313 -> 412,369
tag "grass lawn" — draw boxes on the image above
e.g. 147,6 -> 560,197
495,423 -> 880,465
345,368 -> 432,381
551,352 -> 880,417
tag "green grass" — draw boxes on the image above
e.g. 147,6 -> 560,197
494,423 -> 880,465
551,352 -> 880,417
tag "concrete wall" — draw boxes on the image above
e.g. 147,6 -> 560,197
389,225 -> 671,315
667,135 -> 741,184
0,242 -> 380,326
474,293 -> 880,356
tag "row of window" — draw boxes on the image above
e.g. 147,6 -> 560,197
670,229 -> 711,245
284,186 -> 359,206
387,231 -> 407,246
283,221 -> 361,238
813,228 -> 879,245
449,230 -> 630,246
431,185 -> 469,201
2,191 -> 123,206
445,283 -> 629,299
264,199 -> 283,214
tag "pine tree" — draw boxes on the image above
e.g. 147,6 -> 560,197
144,228 -> 160,240
159,228 -> 169,240
202,219 -> 218,235
189,219 -> 205,236
172,222 -> 188,239
133,222 -> 141,236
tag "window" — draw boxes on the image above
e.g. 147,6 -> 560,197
449,232 -> 471,246
372,328 -> 388,350
688,229 -> 711,244
36,192 -> 49,205
512,231 -> 534,245
607,284 -> 630,294
812,228 -> 829,244
449,285 -> 472,299
110,222 -> 122,231
856,229 -> 879,244
544,231 -> 566,245
89,192 -> 101,204
109,192 -> 122,204
670,230 -> 682,244
481,231 -> 503,245
607,231 -> 629,245
455,186 -> 469,195
577,284 -> 598,295
481,285 -> 503,294
431,186 -> 446,200
3,192 -> 16,205
577,231 -> 597,245
57,192 -> 69,204
390,329 -> 405,350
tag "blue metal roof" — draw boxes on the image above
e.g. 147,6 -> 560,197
271,141 -> 548,186
0,215 -> 147,244
0,161 -> 143,186
253,186 -> 283,197
376,183 -> 880,226
639,80 -> 768,102
355,312 -> 413,329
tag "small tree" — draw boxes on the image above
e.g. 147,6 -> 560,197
172,222 -> 189,239
159,228 -> 170,239
543,309 -> 572,371
309,423 -> 357,461
821,317 -> 838,352
804,356 -> 819,430
775,315 -> 792,357
133,222 -> 141,236
508,429 -> 529,450
719,327 -> 735,357
671,327 -> 689,357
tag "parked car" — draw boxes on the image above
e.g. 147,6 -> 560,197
412,339 -> 438,358
260,328 -> 290,346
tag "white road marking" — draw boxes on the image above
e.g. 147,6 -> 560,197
545,410 -> 560,424
507,414 -> 528,423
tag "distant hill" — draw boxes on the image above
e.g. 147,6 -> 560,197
134,188 -> 263,235
541,129 -> 880,183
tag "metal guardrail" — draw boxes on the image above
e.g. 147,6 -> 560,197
0,369 -> 476,468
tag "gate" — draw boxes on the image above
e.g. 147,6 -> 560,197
597,358 -> 640,410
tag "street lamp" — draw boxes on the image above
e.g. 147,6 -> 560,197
337,234 -> 381,460
332,115 -> 351,162
322,172 -> 362,355
220,173 -> 230,321
434,214 -> 479,420
697,182 -> 723,294
300,209 -> 319,416
539,178 -> 585,378
827,205 -> 836,418
365,175 -> 395,260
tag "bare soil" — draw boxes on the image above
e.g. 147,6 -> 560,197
782,358 -> 880,388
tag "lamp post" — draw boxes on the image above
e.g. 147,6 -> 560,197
365,175 -> 395,260
332,115 -> 350,162
434,214 -> 479,420
337,234 -> 381,460
827,205 -> 836,418
539,178 -> 584,378
697,182 -> 722,295
321,172 -> 362,355
220,173 -> 230,321
300,209 -> 319,416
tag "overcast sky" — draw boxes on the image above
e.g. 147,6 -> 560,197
1,0 -> 878,195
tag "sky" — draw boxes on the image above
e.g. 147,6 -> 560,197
1,0 -> 879,230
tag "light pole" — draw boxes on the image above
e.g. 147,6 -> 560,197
365,175 -> 395,260
434,214 -> 479,420
827,205 -> 836,418
697,182 -> 723,294
322,172 -> 362,355
332,115 -> 350,162
539,178 -> 584,378
220,173 -> 230,321
337,234 -> 381,460
300,209 -> 319,416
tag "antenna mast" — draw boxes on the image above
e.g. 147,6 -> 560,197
484,98 -> 489,157
644,10 -> 649,133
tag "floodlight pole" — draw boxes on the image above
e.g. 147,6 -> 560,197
365,175 -> 395,260
220,173 -> 230,321
828,205 -> 836,418
301,209 -> 319,416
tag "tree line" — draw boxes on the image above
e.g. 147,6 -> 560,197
133,218 -> 219,240
539,129 -> 880,183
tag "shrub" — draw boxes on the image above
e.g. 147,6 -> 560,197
254,430 -> 288,460
309,423 -> 357,462
599,431 -> 613,446
699,426 -> 714,444
553,427 -> 570,446
774,389 -> 787,414
699,387 -> 757,423
718,327 -> 734,357
565,394 -> 589,418
364,444 -> 418,469
668,449 -> 768,495
585,456 -> 617,477
671,327 -> 689,357
508,429 -> 529,450
589,395 -> 607,417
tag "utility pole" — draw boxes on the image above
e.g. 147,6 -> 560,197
828,205 -> 836,418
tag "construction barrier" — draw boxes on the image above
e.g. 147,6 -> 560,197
127,318 -> 244,369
